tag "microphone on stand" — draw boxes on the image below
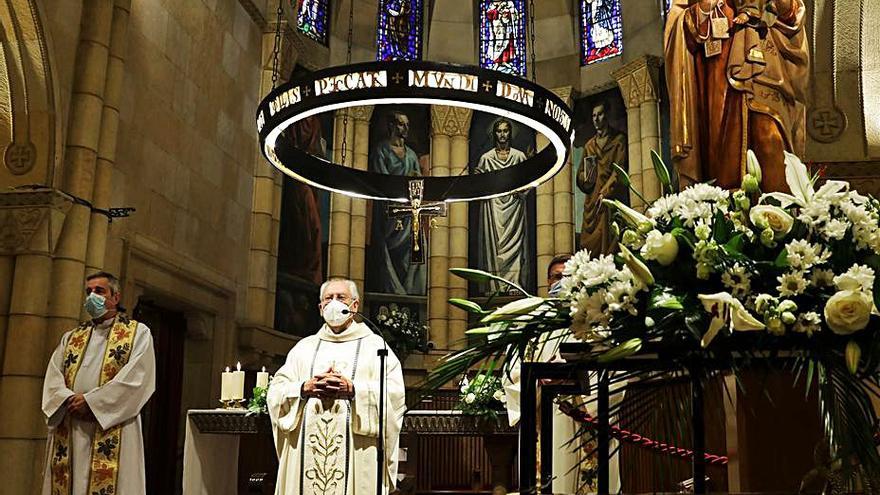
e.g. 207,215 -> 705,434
341,308 -> 390,495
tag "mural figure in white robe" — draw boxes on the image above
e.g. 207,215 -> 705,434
474,117 -> 530,293
269,278 -> 406,495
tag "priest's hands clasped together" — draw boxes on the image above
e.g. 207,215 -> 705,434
64,393 -> 96,422
301,366 -> 355,400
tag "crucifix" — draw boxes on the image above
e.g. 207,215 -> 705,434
387,179 -> 447,264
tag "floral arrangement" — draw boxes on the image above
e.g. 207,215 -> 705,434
421,150 -> 880,485
375,303 -> 428,362
247,384 -> 269,415
458,372 -> 507,422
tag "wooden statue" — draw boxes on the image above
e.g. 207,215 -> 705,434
664,0 -> 810,192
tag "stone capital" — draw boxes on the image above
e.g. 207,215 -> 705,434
350,105 -> 375,122
551,86 -> 574,107
0,189 -> 72,255
612,55 -> 663,108
431,106 -> 473,138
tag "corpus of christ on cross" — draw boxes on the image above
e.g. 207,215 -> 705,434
387,179 -> 447,264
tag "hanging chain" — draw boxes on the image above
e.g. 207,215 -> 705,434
340,0 -> 355,166
528,0 -> 537,82
270,2 -> 284,89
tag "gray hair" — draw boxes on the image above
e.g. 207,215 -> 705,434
319,277 -> 360,302
86,271 -> 121,295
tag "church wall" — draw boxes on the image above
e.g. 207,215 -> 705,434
424,0 -> 476,64
107,0 -> 261,320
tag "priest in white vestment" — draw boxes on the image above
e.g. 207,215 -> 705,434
474,117 -> 530,293
269,278 -> 406,495
503,257 -> 621,494
41,271 -> 156,495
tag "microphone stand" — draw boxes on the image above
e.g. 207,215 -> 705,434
343,309 -> 389,495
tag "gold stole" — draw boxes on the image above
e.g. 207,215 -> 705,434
50,316 -> 139,495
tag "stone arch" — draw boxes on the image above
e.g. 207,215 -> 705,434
0,0 -> 60,186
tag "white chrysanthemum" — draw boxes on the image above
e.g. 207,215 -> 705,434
678,200 -> 714,228
777,271 -> 808,297
680,183 -> 730,204
792,312 -> 822,336
834,264 -> 875,293
785,239 -> 830,270
575,255 -> 620,288
647,195 -> 679,220
808,269 -> 832,289
822,218 -> 848,240
721,264 -> 751,298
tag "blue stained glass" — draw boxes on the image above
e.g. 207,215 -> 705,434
479,0 -> 527,76
580,0 -> 623,65
377,0 -> 423,61
295,0 -> 329,45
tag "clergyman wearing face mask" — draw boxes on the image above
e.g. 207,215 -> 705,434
266,277 -> 407,495
40,271 -> 156,495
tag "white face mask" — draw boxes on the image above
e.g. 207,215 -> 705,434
322,299 -> 352,327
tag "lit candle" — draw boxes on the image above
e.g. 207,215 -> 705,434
231,362 -> 245,400
256,366 -> 269,389
220,366 -> 232,401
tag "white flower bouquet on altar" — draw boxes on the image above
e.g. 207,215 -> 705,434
375,303 -> 428,362
421,150 -> 880,484
458,372 -> 507,422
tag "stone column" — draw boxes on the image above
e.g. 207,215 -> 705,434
551,87 -> 575,258
535,132 -> 555,297
47,0 -> 115,349
446,109 -> 472,349
348,106 -> 374,292
245,16 -> 295,327
0,255 -> 12,369
0,191 -> 72,495
614,56 -> 664,208
327,109 -> 355,279
86,0 -> 131,274
427,106 -> 461,350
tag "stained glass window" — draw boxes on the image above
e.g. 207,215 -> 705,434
479,0 -> 527,76
377,0 -> 423,61
295,0 -> 330,45
579,0 -> 623,65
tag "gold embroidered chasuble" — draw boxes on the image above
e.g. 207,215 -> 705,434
268,322 -> 406,495
41,315 -> 156,495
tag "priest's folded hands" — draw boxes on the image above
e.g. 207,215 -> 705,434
65,393 -> 97,422
301,367 -> 355,400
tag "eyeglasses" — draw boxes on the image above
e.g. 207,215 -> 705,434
321,294 -> 352,304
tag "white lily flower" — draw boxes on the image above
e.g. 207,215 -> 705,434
761,151 -> 848,208
697,292 -> 766,347
618,244 -> 654,287
603,199 -> 655,232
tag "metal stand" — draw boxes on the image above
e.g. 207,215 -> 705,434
376,347 -> 388,495
520,358 -> 712,495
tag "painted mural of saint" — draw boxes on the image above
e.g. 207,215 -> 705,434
474,118 -> 530,293
371,111 -> 427,295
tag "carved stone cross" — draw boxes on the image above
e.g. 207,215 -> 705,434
387,179 -> 447,264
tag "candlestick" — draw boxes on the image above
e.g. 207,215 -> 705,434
256,366 -> 269,389
231,362 -> 245,401
220,366 -> 232,401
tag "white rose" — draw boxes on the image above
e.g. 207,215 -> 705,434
464,393 -> 476,404
492,390 -> 504,402
824,290 -> 873,335
750,205 -> 794,240
641,230 -> 680,266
